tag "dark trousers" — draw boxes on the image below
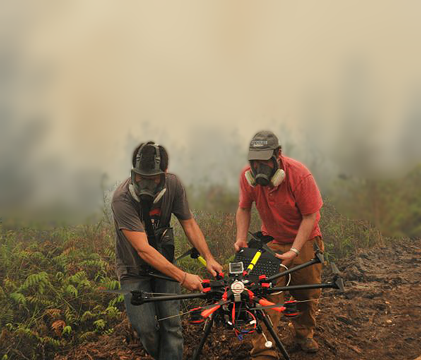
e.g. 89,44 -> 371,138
121,277 -> 183,360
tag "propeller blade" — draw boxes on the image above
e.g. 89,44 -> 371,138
201,304 -> 221,318
261,244 -> 279,258
331,263 -> 340,275
176,248 -> 193,261
256,298 -> 286,312
334,277 -> 345,292
315,251 -> 325,264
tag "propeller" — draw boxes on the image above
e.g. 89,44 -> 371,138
331,263 -> 345,292
176,247 -> 207,267
176,247 -> 199,261
253,298 -> 286,312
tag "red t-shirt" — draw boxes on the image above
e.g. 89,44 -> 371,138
239,156 -> 323,244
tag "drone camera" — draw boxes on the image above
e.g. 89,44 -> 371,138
229,262 -> 244,274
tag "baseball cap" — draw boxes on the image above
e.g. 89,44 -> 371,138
248,131 -> 280,160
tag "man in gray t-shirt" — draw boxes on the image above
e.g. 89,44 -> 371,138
111,141 -> 222,360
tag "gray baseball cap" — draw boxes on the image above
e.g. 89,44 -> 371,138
248,130 -> 280,160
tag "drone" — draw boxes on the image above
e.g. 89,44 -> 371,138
103,233 -> 345,360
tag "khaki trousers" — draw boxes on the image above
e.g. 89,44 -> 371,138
250,237 -> 324,359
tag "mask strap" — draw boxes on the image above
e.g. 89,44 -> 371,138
153,188 -> 167,204
129,183 -> 140,202
245,170 -> 256,187
134,143 -> 162,174
135,143 -> 147,169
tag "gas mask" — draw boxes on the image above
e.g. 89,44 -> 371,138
129,143 -> 167,204
245,156 -> 285,187
129,173 -> 166,205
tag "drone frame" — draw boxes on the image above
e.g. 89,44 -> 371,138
104,239 -> 344,360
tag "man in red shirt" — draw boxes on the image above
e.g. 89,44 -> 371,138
234,131 -> 324,359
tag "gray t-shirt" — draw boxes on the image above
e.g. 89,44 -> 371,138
111,173 -> 192,282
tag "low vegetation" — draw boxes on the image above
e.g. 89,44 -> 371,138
0,196 -> 389,359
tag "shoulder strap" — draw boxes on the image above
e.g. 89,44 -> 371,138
139,200 -> 158,250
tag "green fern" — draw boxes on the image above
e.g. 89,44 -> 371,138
29,251 -> 46,263
52,254 -> 68,270
0,222 -> 123,359
0,309 -> 14,326
83,259 -> 106,268
81,311 -> 95,322
19,272 -> 49,291
64,308 -> 77,325
3,278 -> 17,291
55,271 -> 64,281
101,279 -> 120,290
92,304 -> 105,312
94,271 -> 107,282
65,284 -> 78,297
93,319 -> 106,331
62,325 -> 72,336
103,328 -> 114,335
15,324 -> 38,339
104,306 -> 120,319
68,271 -> 87,285
108,294 -> 124,307
79,279 -> 91,288
27,294 -> 55,307
0,244 -> 11,269
17,250 -> 30,262
10,292 -> 27,306
40,336 -> 61,348
79,331 -> 97,342
104,248 -> 115,258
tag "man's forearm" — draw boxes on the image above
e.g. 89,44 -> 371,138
291,213 -> 317,252
137,245 -> 185,282
180,219 -> 213,260
236,207 -> 251,242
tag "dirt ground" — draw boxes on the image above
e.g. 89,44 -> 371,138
56,239 -> 421,360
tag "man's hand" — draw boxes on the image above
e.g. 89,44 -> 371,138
181,273 -> 203,292
275,250 -> 297,267
205,257 -> 223,277
234,239 -> 248,252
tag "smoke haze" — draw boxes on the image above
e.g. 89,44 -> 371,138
1,1 -> 421,219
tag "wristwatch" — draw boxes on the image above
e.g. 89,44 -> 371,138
290,247 -> 300,257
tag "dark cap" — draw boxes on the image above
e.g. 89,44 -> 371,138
248,130 -> 280,160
